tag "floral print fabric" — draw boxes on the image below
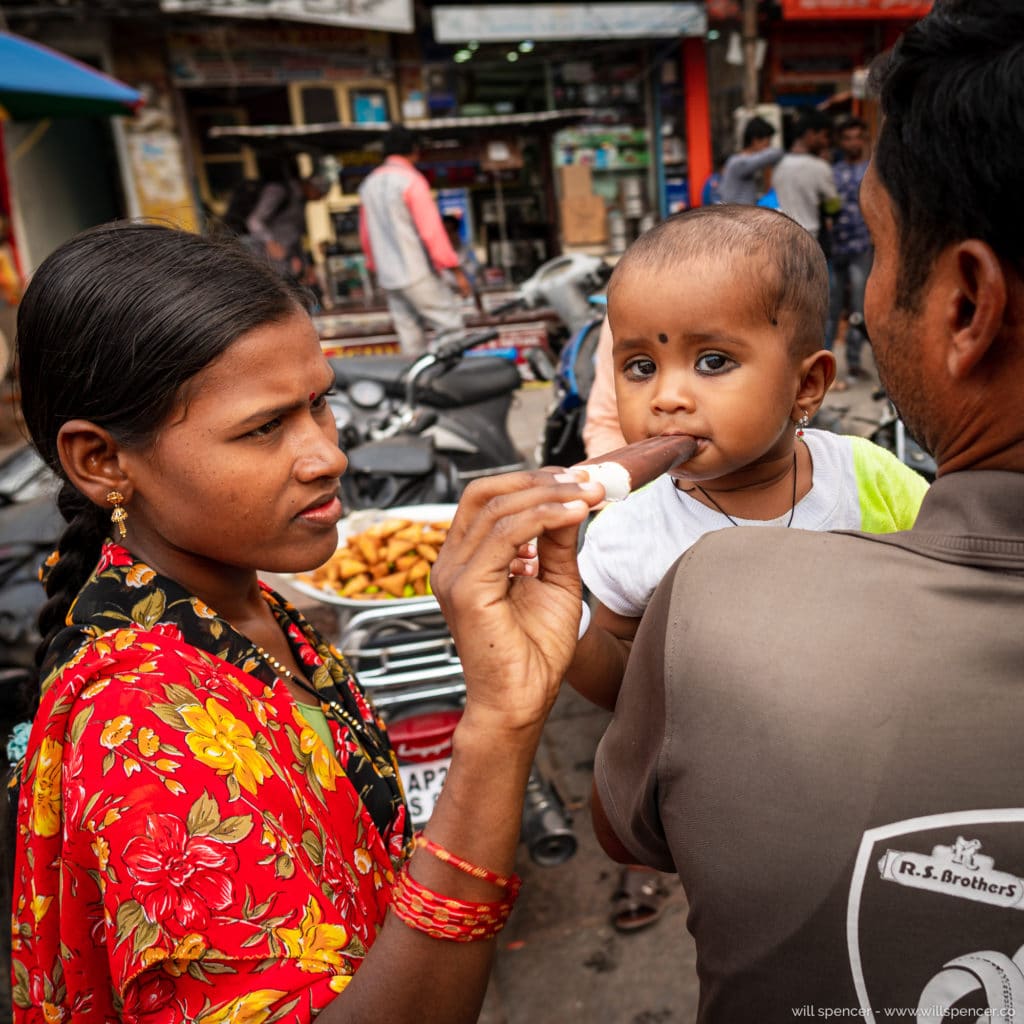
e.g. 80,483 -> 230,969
12,541 -> 410,1023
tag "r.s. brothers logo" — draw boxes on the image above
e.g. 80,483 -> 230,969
878,836 -> 1024,911
847,811 -> 1024,1022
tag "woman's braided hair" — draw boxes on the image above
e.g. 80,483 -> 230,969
16,220 -> 309,709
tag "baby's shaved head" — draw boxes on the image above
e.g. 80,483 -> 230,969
609,205 -> 829,358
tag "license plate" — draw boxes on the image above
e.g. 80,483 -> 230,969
399,757 -> 452,828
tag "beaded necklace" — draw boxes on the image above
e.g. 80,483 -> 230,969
255,645 -> 377,750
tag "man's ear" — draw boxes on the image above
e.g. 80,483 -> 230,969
793,348 -> 836,421
945,240 -> 1006,380
56,420 -> 132,510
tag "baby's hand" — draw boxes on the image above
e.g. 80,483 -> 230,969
508,539 -> 538,578
506,468 -> 592,577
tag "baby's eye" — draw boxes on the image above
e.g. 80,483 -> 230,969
623,357 -> 657,381
695,352 -> 734,375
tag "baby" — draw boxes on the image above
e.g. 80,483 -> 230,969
568,205 -> 928,710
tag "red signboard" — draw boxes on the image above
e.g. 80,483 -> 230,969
706,0 -> 740,18
782,0 -> 932,18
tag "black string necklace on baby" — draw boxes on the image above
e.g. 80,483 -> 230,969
690,448 -> 799,529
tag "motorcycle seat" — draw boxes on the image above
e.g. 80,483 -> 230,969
332,355 -> 521,408
421,358 -> 521,409
331,355 -> 413,396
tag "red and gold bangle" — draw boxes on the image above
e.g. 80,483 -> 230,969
389,865 -> 517,942
411,832 -> 522,898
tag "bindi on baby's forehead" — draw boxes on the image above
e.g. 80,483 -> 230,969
657,332 -> 669,344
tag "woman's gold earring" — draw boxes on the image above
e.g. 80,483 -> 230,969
106,490 -> 128,538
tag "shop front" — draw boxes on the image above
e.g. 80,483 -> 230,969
765,0 -> 933,133
430,2 -> 712,251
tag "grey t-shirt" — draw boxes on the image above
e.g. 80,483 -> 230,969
772,152 -> 839,234
719,147 -> 783,205
595,470 -> 1024,1022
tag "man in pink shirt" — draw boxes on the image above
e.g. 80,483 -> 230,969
358,126 -> 471,355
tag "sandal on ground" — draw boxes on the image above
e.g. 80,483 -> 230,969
611,866 -> 668,933
830,377 -> 850,392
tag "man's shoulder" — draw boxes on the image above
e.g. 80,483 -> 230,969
671,523 -> 878,587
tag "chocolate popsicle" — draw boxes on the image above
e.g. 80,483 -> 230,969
574,435 -> 697,501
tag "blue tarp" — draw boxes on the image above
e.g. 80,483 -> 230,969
0,31 -> 142,120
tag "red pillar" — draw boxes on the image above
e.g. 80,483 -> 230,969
0,123 -> 23,280
682,37 -> 713,209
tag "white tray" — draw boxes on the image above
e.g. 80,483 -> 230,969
282,503 -> 457,608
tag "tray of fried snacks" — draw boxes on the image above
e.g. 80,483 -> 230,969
285,504 -> 457,607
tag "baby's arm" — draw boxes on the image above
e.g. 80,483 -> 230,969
565,601 -> 641,712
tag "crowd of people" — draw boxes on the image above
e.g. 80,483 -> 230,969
4,1 -> 1023,1021
701,105 -> 874,392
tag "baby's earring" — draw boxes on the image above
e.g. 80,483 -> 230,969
796,411 -> 810,437
106,490 -> 128,538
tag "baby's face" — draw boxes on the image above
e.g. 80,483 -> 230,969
607,257 -> 806,488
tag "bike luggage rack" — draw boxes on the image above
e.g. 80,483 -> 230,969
338,603 -> 466,713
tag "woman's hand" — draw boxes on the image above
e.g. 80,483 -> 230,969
431,469 -> 604,736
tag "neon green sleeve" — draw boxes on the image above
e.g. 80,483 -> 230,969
850,435 -> 930,532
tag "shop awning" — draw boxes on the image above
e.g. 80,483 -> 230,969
207,109 -> 597,148
0,31 -> 143,121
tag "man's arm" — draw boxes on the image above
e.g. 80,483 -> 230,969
403,173 -> 461,272
820,163 -> 842,217
583,316 -> 628,458
590,558 -> 681,874
592,781 -> 641,863
732,146 -> 784,178
245,182 -> 288,257
357,205 -> 376,273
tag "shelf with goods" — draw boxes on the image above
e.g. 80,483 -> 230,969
553,125 -> 653,203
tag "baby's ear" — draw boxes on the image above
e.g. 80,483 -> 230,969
794,349 -> 835,416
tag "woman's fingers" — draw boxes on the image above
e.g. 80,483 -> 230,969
434,470 -> 602,596
435,497 -> 594,623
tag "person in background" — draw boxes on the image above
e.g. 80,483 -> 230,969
7,220 -> 596,1023
718,116 -> 784,206
359,126 -> 471,355
245,156 -> 327,284
772,109 -> 841,242
582,317 -> 627,459
826,116 -> 874,392
699,153 -> 725,206
442,213 -> 482,296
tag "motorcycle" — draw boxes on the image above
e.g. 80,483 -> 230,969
868,388 -> 937,482
329,326 -> 529,510
486,253 -> 612,467
338,601 -> 577,866
0,448 -> 62,768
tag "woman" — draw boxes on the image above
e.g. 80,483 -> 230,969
9,222 -> 604,1022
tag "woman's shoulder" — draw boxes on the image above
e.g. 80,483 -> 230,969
39,624 -> 236,714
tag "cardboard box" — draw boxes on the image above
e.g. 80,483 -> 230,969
559,163 -> 593,198
560,194 -> 607,245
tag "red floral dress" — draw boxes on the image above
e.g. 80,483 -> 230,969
11,541 -> 410,1023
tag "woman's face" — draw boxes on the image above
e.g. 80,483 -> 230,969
119,309 -> 348,587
